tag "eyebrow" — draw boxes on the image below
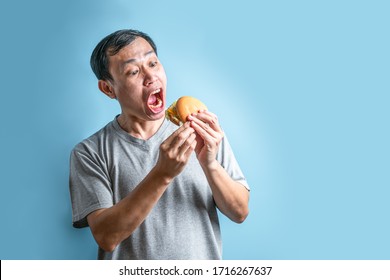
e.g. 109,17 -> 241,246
122,50 -> 155,67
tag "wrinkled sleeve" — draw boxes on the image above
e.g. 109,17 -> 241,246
69,144 -> 114,228
216,134 -> 250,191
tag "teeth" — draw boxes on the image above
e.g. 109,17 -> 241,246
148,88 -> 163,110
149,97 -> 162,109
152,88 -> 161,94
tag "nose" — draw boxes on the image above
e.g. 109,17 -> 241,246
143,69 -> 157,86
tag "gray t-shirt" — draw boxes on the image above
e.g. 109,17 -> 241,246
69,116 -> 249,260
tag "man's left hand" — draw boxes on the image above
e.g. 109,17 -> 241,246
187,110 -> 224,169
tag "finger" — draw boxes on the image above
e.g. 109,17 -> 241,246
189,111 -> 223,134
189,115 -> 221,140
185,137 -> 198,158
163,122 -> 191,147
190,119 -> 218,144
178,132 -> 197,158
170,126 -> 195,150
199,109 -> 218,120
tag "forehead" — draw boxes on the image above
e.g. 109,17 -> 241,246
109,37 -> 155,64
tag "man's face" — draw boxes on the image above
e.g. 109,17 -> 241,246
106,37 -> 167,121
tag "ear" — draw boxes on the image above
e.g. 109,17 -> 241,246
98,80 -> 116,99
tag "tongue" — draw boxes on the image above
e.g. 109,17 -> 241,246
148,94 -> 157,105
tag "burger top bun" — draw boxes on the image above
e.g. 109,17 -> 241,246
166,96 -> 208,125
176,96 -> 208,123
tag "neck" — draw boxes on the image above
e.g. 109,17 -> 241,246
117,114 -> 165,140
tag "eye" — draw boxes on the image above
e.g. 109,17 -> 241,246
128,69 -> 139,76
149,61 -> 158,68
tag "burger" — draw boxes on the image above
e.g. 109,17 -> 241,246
165,96 -> 208,125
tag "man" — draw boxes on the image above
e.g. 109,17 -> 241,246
69,29 -> 250,260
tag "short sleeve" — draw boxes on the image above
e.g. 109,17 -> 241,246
216,134 -> 250,191
69,144 -> 114,228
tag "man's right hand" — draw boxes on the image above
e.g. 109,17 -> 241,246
155,122 -> 197,182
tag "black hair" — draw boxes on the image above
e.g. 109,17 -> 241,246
90,29 -> 157,81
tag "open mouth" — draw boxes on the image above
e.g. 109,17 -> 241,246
147,88 -> 164,113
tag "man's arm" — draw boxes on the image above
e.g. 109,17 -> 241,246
188,111 -> 249,223
87,123 -> 197,252
199,161 -> 249,223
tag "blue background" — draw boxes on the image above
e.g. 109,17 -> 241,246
0,0 -> 389,259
